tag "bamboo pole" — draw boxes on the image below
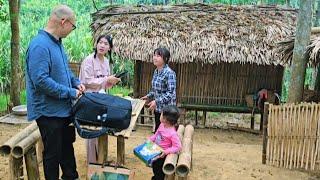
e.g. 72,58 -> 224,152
279,104 -> 284,167
11,129 -> 41,158
314,105 -> 320,170
273,105 -> 278,166
296,105 -> 303,168
9,155 -> 23,180
176,125 -> 194,177
24,145 -> 40,180
312,104 -> 320,170
289,104 -> 295,169
165,174 -> 175,180
301,105 -> 307,169
262,103 -> 269,164
284,105 -> 291,168
266,104 -> 272,164
36,139 -> 43,164
0,122 -> 38,155
287,104 -> 293,168
305,104 -> 312,170
163,125 -> 185,175
309,104 -> 316,170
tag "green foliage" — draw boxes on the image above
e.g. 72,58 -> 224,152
0,0 -> 8,22
0,90 -> 26,112
108,85 -> 133,96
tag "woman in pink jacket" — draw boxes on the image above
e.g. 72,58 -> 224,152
79,34 -> 120,164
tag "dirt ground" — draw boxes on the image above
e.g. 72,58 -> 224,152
0,122 -> 318,180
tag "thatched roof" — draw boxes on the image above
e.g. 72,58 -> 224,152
277,35 -> 320,67
91,4 -> 297,65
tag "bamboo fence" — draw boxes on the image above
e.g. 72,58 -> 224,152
265,103 -> 320,171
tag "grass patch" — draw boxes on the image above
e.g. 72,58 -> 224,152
108,86 -> 133,96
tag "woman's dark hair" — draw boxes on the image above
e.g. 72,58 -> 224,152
94,34 -> 113,64
162,105 -> 180,126
154,47 -> 170,64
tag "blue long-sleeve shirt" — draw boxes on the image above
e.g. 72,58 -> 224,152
26,30 -> 80,121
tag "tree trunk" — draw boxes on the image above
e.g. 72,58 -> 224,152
287,0 -> 313,103
9,0 -> 21,106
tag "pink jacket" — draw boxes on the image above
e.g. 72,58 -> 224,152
79,54 -> 113,92
149,123 -> 182,155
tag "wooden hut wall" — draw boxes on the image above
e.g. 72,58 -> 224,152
136,62 -> 284,107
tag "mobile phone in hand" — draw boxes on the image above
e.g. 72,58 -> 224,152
115,70 -> 128,78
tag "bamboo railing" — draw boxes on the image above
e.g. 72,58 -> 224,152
263,102 -> 320,171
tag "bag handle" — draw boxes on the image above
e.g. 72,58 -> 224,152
73,118 -> 114,139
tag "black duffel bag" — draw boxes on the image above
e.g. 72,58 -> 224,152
72,92 -> 132,139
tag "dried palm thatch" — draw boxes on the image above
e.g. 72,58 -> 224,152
277,35 -> 320,67
91,3 -> 297,65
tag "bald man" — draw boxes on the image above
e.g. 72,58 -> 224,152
26,5 -> 84,180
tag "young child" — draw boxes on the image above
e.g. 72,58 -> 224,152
148,105 -> 182,180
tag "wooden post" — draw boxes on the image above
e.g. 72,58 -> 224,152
203,111 -> 207,127
260,112 -> 264,131
36,139 -> 43,164
9,155 -> 23,180
97,134 -> 108,165
133,60 -> 141,98
195,111 -> 198,126
24,145 -> 40,180
262,103 -> 270,164
140,107 -> 145,124
117,136 -> 125,165
250,115 -> 255,130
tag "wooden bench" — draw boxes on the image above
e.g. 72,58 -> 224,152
178,103 -> 263,131
95,98 -> 145,165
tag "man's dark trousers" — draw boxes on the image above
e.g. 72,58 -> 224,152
36,116 -> 79,180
